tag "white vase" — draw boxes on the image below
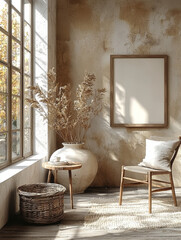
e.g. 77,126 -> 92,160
49,143 -> 98,193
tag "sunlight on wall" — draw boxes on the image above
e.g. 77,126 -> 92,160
130,97 -> 148,124
33,0 -> 48,155
109,152 -> 119,161
114,84 -> 149,124
59,0 -> 181,188
114,82 -> 125,123
0,156 -> 42,183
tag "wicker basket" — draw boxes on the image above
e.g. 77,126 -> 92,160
18,183 -> 66,224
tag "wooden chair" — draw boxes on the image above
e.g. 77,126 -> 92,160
119,136 -> 181,213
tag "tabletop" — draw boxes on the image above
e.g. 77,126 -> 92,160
42,161 -> 82,171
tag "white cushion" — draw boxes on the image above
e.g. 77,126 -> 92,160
138,139 -> 179,171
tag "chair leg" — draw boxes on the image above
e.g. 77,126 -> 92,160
148,172 -> 152,214
169,172 -> 177,206
119,166 -> 125,205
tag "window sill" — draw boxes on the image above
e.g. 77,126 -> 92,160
0,154 -> 46,184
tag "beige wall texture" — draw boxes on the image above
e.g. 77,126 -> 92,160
56,0 -> 181,187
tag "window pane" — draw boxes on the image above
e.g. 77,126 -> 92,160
24,0 -> 31,24
12,40 -> 20,68
24,22 -> 31,50
12,131 -> 20,159
24,76 -> 31,128
12,70 -> 20,95
24,50 -> 31,74
0,31 -> 8,62
24,101 -> 31,128
24,75 -> 31,90
12,0 -> 21,12
12,96 -> 20,129
12,9 -> 21,40
0,133 -> 7,163
0,64 -> 8,93
0,0 -> 8,31
24,128 -> 31,154
0,94 -> 7,132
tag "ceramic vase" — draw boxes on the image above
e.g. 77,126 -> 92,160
49,143 -> 98,193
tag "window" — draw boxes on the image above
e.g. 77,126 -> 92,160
0,0 -> 33,169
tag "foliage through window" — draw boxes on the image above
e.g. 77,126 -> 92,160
0,0 -> 33,168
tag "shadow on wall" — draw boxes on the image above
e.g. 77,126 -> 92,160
8,186 -> 16,221
56,0 -> 71,86
84,71 -> 146,187
55,0 -> 181,188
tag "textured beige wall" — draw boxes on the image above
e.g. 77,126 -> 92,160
56,0 -> 181,187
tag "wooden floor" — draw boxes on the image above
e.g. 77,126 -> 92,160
1,187 -> 181,240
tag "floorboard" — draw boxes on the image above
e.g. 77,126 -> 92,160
1,187 -> 181,240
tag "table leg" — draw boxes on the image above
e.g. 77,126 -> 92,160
47,170 -> 52,183
68,170 -> 73,209
54,170 -> 58,183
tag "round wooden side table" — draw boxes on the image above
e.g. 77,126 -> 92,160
42,161 -> 82,209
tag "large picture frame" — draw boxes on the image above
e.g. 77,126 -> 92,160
110,55 -> 168,127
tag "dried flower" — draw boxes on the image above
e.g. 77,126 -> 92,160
26,69 -> 106,143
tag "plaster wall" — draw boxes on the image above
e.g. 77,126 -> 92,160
56,0 -> 181,187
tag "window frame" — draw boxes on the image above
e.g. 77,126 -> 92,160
0,0 -> 33,169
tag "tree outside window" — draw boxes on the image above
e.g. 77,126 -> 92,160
0,0 -> 33,167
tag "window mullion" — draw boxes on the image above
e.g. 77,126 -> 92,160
11,5 -> 21,15
20,0 -> 24,158
4,0 -> 9,4
7,0 -> 12,164
0,60 -> 9,67
12,65 -> 21,73
0,26 -> 9,36
11,36 -> 21,44
30,0 -> 33,154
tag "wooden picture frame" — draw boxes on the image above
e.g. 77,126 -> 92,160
110,55 -> 168,127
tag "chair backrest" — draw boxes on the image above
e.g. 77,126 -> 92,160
170,136 -> 181,168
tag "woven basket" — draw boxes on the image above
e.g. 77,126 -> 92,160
18,183 -> 66,224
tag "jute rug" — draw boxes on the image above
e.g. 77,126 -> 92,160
84,195 -> 181,230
